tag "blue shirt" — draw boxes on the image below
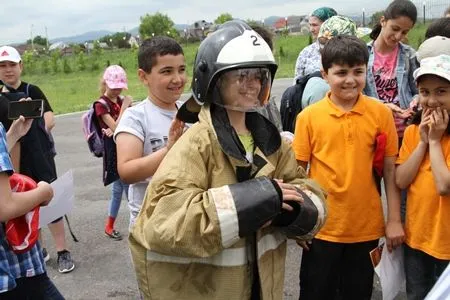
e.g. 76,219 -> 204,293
0,123 -> 46,293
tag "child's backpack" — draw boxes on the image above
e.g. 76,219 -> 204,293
280,71 -> 322,133
6,173 -> 40,254
81,99 -> 110,157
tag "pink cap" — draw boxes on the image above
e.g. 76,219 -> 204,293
103,65 -> 128,90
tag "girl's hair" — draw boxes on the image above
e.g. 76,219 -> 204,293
370,0 -> 418,40
410,75 -> 450,134
99,78 -> 107,95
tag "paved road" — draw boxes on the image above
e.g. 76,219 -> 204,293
43,78 -> 404,299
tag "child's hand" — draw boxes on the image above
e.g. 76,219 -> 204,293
122,95 -> 133,108
385,220 -> 405,252
394,108 -> 413,120
273,179 -> 304,211
9,116 -> 33,139
428,107 -> 449,143
296,240 -> 312,251
102,128 -> 114,137
37,181 -> 54,206
167,119 -> 185,150
419,108 -> 432,144
385,103 -> 404,114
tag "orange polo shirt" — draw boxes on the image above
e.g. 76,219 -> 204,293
397,125 -> 450,260
292,93 -> 398,243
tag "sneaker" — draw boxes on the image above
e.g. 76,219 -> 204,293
57,250 -> 75,273
105,229 -> 122,241
42,248 -> 50,263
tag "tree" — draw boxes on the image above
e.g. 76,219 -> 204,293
245,19 -> 260,28
99,32 -> 132,48
139,12 -> 176,39
370,11 -> 384,27
215,13 -> 233,24
26,35 -> 48,46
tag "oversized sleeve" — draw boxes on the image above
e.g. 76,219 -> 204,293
131,127 -> 283,258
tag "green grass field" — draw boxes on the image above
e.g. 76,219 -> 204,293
22,24 -> 428,114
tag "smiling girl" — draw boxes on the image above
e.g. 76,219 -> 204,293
395,55 -> 450,299
365,0 -> 418,142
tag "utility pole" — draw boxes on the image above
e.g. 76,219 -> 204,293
30,24 -> 34,51
423,2 -> 426,24
45,26 -> 49,50
362,8 -> 365,27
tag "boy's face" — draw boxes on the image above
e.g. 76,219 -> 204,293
219,68 -> 263,111
322,63 -> 366,103
418,75 -> 450,111
0,61 -> 23,87
138,54 -> 186,104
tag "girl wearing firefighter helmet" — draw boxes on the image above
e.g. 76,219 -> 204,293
129,20 -> 327,300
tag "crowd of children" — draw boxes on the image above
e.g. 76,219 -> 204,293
0,0 -> 449,298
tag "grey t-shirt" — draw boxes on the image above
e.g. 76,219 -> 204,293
114,98 -> 177,227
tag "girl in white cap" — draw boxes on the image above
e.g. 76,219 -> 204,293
396,55 -> 450,299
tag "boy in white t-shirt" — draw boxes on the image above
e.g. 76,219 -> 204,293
114,36 -> 186,227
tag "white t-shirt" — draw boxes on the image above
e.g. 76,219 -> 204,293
114,98 -> 177,227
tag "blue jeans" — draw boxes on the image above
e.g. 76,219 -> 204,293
1,272 -> 64,299
404,244 -> 449,300
109,179 -> 129,219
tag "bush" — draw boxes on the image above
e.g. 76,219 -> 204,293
51,51 -> 60,73
41,58 -> 50,74
77,52 -> 86,71
63,59 -> 72,74
21,51 -> 36,75
90,60 -> 100,71
279,46 -> 285,58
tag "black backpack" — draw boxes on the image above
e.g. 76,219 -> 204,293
280,71 -> 322,133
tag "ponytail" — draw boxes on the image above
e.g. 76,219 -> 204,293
370,23 -> 382,40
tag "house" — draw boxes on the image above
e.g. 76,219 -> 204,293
186,20 -> 213,40
49,41 -> 69,51
128,36 -> 140,48
273,15 -> 309,35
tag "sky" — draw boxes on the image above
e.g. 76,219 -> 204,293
0,0 -> 396,44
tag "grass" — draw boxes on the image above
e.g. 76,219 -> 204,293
22,24 -> 428,114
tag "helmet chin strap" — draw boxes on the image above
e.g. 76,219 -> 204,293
218,103 -> 260,113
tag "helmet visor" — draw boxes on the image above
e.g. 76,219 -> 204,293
215,67 -> 272,112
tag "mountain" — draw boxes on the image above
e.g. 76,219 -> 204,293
50,30 -> 114,44
128,27 -> 139,36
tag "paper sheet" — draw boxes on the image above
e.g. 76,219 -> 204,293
373,243 -> 405,300
39,170 -> 74,228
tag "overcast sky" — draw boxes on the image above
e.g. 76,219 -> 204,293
1,0 -> 396,44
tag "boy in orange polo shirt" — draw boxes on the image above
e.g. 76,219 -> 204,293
292,35 -> 405,300
396,55 -> 450,300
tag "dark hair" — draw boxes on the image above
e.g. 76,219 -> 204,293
138,36 -> 184,73
370,0 -> 418,40
445,6 -> 450,17
410,75 -> 450,134
321,35 -> 369,72
250,24 -> 273,51
425,18 -> 450,39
